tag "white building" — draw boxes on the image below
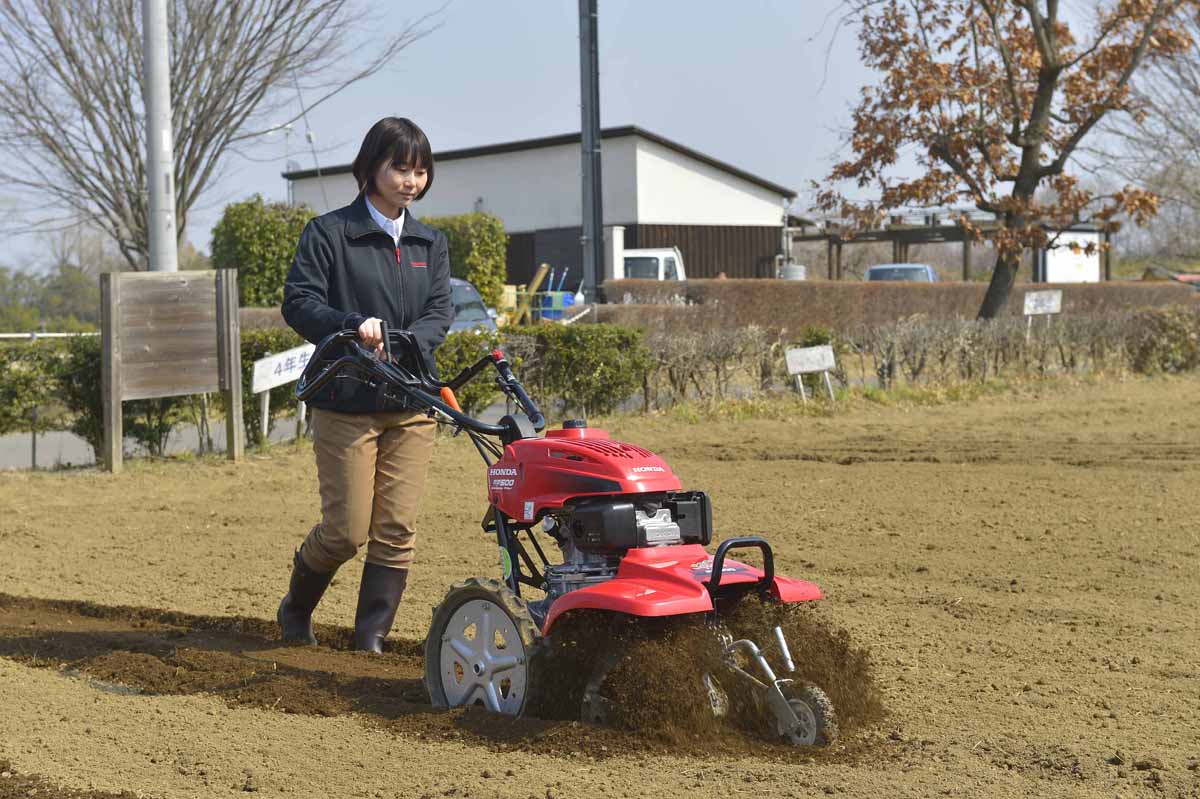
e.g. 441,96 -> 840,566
283,126 -> 795,286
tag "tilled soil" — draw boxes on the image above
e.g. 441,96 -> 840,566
0,594 -> 867,760
2,374 -> 1199,798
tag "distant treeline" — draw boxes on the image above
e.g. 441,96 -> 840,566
0,264 -> 99,332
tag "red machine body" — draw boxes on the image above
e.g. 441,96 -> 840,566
487,426 -> 681,522
483,425 -> 822,634
542,544 -> 823,634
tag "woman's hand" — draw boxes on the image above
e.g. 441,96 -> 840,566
357,317 -> 385,354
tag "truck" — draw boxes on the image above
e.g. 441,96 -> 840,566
617,246 -> 686,281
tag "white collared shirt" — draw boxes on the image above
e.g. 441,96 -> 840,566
365,196 -> 405,247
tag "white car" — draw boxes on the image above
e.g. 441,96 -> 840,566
620,247 -> 686,281
865,263 -> 939,282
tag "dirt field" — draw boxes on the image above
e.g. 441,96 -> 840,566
1,374 -> 1198,798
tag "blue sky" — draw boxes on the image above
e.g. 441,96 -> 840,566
4,0 -> 875,269
192,0 -> 874,249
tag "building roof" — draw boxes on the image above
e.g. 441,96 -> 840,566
281,125 -> 796,199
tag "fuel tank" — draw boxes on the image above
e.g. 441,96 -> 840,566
487,423 -> 682,523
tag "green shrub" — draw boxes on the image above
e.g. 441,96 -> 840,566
1126,306 -> 1200,374
0,340 -> 63,435
435,329 -> 503,416
502,324 -> 651,417
797,324 -> 834,347
125,397 -> 187,457
421,212 -> 507,309
212,195 -> 315,307
55,335 -> 186,459
58,336 -> 103,454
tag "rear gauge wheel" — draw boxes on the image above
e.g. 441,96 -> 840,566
424,577 -> 544,716
777,682 -> 838,747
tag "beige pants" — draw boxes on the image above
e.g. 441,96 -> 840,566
299,408 -> 437,573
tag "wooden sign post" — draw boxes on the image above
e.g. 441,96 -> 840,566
1023,288 -> 1063,344
100,270 -> 243,472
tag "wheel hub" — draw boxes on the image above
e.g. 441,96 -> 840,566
438,599 -> 528,715
781,697 -> 819,745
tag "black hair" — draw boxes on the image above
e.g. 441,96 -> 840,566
351,117 -> 434,199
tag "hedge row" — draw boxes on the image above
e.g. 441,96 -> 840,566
0,323 -> 653,460
600,278 -> 1197,335
5,307 -> 1197,464
630,305 -> 1200,408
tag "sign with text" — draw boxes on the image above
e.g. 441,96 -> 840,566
785,344 -> 837,375
251,343 -> 316,394
1023,289 -> 1063,316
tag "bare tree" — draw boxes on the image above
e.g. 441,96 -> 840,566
0,0 -> 438,270
1094,9 -> 1200,259
1101,10 -> 1200,206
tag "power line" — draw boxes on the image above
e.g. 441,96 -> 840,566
292,74 -> 330,211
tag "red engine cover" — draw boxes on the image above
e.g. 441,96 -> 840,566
541,544 -> 824,634
487,426 -> 682,522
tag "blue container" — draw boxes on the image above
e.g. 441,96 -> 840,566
540,291 -> 572,320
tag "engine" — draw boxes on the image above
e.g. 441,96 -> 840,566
540,491 -> 712,601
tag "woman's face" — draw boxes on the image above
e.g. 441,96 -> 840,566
370,160 -> 429,213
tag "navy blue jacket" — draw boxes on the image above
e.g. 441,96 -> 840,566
282,194 -> 453,413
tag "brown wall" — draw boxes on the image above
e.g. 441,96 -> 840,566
503,224 -> 785,286
624,224 -> 781,279
505,233 -> 537,286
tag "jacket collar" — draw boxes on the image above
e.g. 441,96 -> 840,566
345,192 -> 435,243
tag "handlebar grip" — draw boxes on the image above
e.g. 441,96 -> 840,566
440,386 -> 462,412
491,350 -> 544,431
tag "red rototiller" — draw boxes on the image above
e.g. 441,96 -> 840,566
298,328 -> 837,746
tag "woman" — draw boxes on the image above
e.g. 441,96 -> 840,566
277,117 -> 452,652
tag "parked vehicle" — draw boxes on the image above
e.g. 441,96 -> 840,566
449,277 -> 498,333
865,263 -> 939,282
620,247 -> 686,281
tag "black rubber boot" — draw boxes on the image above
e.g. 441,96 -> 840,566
353,562 -> 409,653
277,550 -> 336,645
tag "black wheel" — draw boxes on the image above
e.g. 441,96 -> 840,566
777,681 -> 838,747
424,576 -> 544,716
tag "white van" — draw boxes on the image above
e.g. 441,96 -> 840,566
619,247 -> 686,281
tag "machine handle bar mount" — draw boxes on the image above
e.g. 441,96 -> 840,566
295,327 -> 545,441
708,536 -> 775,597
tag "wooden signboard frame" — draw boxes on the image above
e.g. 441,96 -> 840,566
100,270 -> 244,472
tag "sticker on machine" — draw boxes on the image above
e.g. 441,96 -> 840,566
489,466 -> 518,490
689,557 -> 749,576
523,501 -> 535,521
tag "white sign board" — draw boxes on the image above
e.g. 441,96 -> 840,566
785,344 -> 837,375
1023,289 -> 1063,316
251,343 -> 316,393
1045,232 -> 1101,283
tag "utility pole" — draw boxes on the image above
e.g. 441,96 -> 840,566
143,0 -> 178,272
579,0 -> 602,300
